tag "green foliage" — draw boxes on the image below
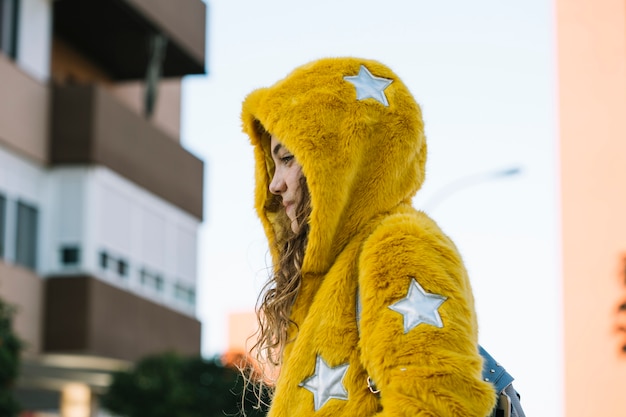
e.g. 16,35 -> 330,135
0,297 -> 22,417
101,352 -> 270,417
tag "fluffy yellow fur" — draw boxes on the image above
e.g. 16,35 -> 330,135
241,57 -> 496,416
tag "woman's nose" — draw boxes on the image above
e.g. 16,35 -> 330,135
269,173 -> 285,195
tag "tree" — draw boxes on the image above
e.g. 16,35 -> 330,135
101,352 -> 269,417
0,297 -> 22,417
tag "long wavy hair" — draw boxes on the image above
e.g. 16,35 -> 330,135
249,175 -> 311,387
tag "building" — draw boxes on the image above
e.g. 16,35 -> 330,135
557,0 -> 626,415
0,0 -> 207,414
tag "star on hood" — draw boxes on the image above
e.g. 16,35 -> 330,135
344,65 -> 393,106
389,278 -> 447,333
299,355 -> 350,411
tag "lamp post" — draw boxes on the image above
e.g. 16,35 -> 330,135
421,167 -> 521,212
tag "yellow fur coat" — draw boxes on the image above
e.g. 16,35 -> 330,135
241,57 -> 496,416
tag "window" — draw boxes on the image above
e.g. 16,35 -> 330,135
0,194 -> 5,259
0,0 -> 19,59
60,245 -> 80,266
100,250 -> 130,279
99,251 -> 109,269
15,200 -> 38,270
140,268 -> 164,292
117,259 -> 128,277
174,283 -> 196,306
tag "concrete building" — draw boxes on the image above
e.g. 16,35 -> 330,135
0,0 -> 207,414
557,0 -> 626,415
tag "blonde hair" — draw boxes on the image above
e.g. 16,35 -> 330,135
249,177 -> 311,388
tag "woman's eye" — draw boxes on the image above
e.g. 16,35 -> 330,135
280,155 -> 294,164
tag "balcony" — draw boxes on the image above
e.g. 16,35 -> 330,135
53,0 -> 207,80
50,83 -> 204,220
43,276 -> 201,361
0,54 -> 49,164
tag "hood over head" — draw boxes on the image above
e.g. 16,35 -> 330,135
241,57 -> 427,275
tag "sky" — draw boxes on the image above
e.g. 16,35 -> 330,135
181,1 -> 560,415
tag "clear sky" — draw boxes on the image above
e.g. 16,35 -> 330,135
181,1 -> 560,415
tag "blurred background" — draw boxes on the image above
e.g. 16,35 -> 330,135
0,0 -> 623,416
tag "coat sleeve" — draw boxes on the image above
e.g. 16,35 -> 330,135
357,213 -> 496,416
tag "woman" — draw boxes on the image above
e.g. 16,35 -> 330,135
241,57 -> 497,416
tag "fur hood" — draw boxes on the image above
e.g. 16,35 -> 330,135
241,57 -> 427,274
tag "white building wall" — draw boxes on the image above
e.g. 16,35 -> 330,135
0,144 -> 43,204
0,143 -> 46,267
140,207 -> 166,269
172,220 -> 198,310
175,225 -> 197,280
0,144 -> 200,317
43,167 -> 87,275
46,166 -> 201,316
16,0 -> 51,82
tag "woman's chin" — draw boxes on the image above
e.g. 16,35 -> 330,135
290,219 -> 300,234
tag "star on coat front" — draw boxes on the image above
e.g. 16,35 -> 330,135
344,65 -> 393,106
389,278 -> 447,333
299,355 -> 350,411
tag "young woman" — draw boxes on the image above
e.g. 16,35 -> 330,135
241,57 -> 497,416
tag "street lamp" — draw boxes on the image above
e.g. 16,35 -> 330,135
421,167 -> 522,212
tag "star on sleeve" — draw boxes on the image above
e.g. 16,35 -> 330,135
389,278 -> 447,333
299,355 -> 350,411
344,65 -> 393,106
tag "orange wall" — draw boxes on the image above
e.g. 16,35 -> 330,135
50,37 -> 113,85
228,311 -> 259,355
557,0 -> 626,415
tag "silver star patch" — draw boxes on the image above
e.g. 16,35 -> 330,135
299,355 -> 349,411
389,278 -> 447,333
344,65 -> 393,106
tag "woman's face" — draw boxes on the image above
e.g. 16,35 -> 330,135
269,135 -> 304,233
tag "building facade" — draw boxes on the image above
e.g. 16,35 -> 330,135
0,0 -> 207,414
557,0 -> 626,415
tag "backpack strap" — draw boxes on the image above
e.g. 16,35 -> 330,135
479,346 -> 526,417
479,345 -> 513,393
